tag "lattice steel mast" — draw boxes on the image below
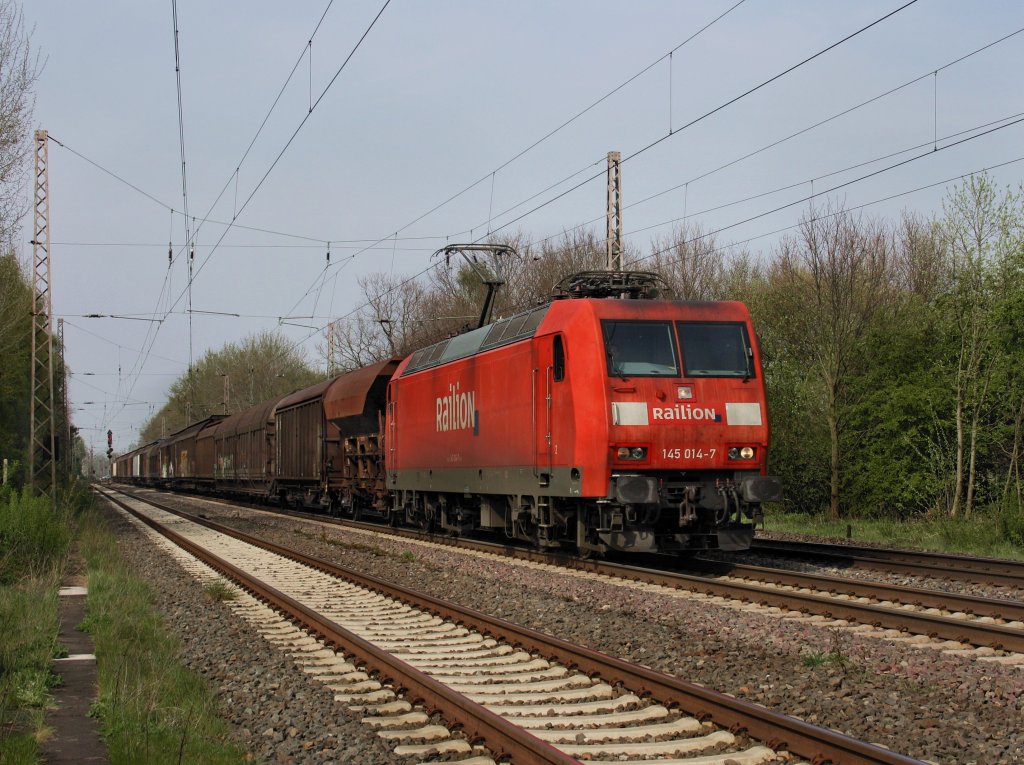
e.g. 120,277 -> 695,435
58,317 -> 72,479
29,129 -> 56,499
605,150 -> 622,271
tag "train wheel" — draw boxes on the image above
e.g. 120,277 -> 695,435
417,512 -> 435,534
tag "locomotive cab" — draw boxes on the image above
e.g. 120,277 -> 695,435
597,311 -> 782,553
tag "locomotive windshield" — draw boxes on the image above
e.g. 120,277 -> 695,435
602,320 -> 679,377
676,321 -> 754,378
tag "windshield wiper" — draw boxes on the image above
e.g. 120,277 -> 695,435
606,351 -> 628,380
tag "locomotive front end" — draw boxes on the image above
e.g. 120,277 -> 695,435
584,289 -> 782,554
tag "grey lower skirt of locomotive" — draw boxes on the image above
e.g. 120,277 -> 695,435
379,467 -> 782,556
594,468 -> 783,553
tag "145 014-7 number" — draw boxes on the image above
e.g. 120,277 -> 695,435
661,447 -> 717,460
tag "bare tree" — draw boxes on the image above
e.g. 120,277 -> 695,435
767,203 -> 896,518
895,211 -> 947,302
647,222 -> 730,300
0,0 -> 40,250
528,229 -> 606,298
319,271 -> 435,371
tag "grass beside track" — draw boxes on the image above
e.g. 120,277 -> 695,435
0,571 -> 61,764
77,501 -> 247,765
762,506 -> 1024,561
0,487 -> 71,764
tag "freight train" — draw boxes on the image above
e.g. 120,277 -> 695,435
113,271 -> 781,554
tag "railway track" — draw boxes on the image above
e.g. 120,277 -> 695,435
117,486 -> 1024,659
680,558 -> 1024,651
749,538 -> 1024,589
96,486 -> 926,765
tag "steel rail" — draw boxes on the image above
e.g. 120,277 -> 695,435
683,558 -> 1024,623
751,539 -> 1024,588
99,489 -> 578,765
102,486 -> 926,765
557,560 -> 1024,653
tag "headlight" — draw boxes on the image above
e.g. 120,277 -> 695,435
615,446 -> 648,461
729,446 -> 756,460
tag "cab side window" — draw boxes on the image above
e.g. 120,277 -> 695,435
553,335 -> 565,382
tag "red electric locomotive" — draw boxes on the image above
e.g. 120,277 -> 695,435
386,272 -> 781,554
112,271 -> 780,556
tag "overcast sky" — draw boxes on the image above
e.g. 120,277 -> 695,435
22,0 -> 1024,454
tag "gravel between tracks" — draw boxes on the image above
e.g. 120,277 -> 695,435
121,491 -> 1024,764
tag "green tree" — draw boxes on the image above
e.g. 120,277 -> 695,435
939,175 -> 1023,517
0,0 -> 41,489
842,293 -> 953,515
764,206 -> 897,519
138,331 -> 320,443
0,251 -> 31,485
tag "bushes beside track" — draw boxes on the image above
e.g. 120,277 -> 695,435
0,487 -> 73,584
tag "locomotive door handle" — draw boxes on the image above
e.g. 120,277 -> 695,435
546,365 -> 554,475
545,365 -> 553,447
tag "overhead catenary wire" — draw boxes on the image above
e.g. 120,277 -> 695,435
97,90 -> 1006,432
619,126 -> 1024,270
174,0 -> 337,266
44,21 -> 1022,259
169,0 -> 393,311
48,135 -> 453,246
74,94 -> 1002,434
50,241 -> 438,251
53,13 -> 1023,405
279,155 -> 608,325
478,0 -> 923,243
627,114 -> 1024,238
281,1 -> 749,317
609,25 -> 1024,234
94,0 -> 390,433
527,109 -> 1024,254
72,0 -> 342,438
62,320 -> 187,366
625,153 -> 1024,272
